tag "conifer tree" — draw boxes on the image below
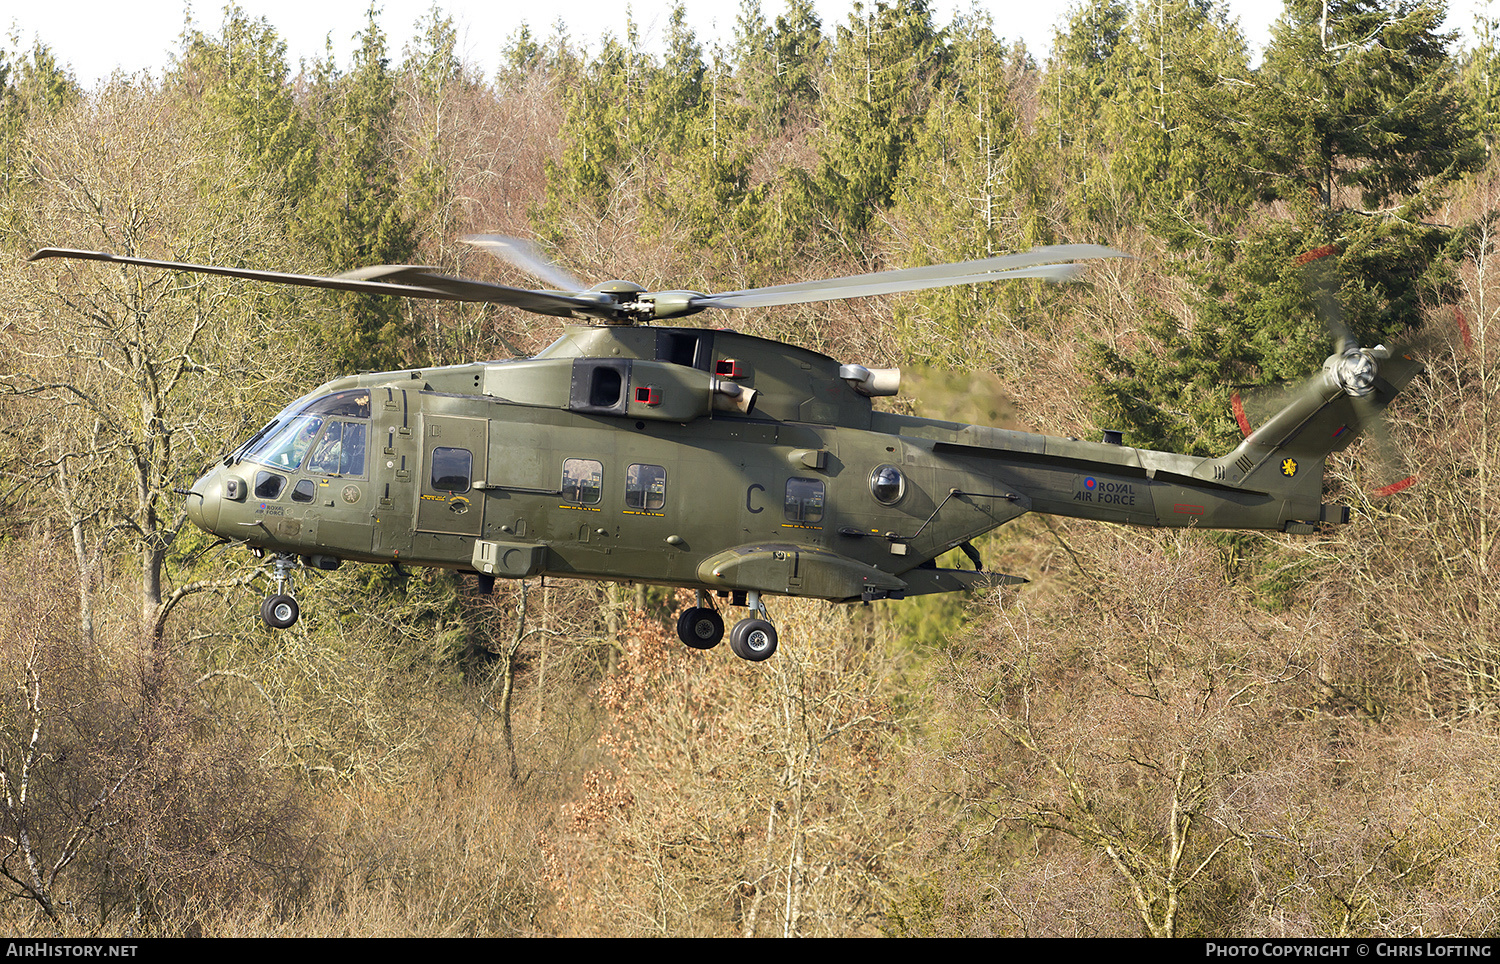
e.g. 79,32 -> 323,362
809,0 -> 949,246
543,21 -> 652,220
399,6 -> 474,236
173,8 -> 316,217
769,0 -> 827,125
1045,0 -> 1132,228
0,40 -> 78,215
500,23 -> 544,84
733,0 -> 825,134
1461,9 -> 1500,157
1045,0 -> 1250,237
648,48 -> 770,268
887,15 -> 1051,366
1093,0 -> 1483,453
299,5 -> 419,372
646,4 -> 706,155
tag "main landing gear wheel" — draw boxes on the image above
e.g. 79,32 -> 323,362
261,593 -> 300,630
677,607 -> 725,649
729,618 -> 778,662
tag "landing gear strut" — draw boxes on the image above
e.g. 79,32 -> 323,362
676,589 -> 778,661
261,553 -> 301,629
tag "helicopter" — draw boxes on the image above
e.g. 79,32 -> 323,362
27,237 -> 1420,661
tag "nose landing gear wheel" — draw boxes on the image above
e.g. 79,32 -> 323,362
261,593 -> 300,630
677,607 -> 725,649
729,618 -> 777,661
262,552 -> 302,629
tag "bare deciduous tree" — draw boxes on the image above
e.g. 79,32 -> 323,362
1,80 -> 289,649
543,596 -> 906,937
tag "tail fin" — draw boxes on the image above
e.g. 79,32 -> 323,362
1211,348 -> 1423,504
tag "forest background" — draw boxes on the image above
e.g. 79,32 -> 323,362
0,0 -> 1496,938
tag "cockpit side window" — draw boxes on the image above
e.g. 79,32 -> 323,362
308,422 -> 368,477
254,471 -> 286,500
291,479 -> 316,503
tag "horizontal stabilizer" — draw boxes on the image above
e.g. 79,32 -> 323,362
898,567 -> 1027,599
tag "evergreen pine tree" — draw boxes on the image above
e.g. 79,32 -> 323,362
809,0 -> 949,247
299,5 -> 419,372
1093,0 -> 1484,453
172,8 -> 316,216
0,39 -> 78,215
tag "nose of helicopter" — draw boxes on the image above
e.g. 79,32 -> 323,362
184,473 -> 223,534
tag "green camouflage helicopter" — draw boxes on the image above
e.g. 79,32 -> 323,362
28,238 -> 1419,661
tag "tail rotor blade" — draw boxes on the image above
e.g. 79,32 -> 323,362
1231,382 -> 1300,436
1353,388 -> 1419,498
1294,243 -> 1422,498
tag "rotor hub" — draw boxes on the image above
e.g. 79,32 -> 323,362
1333,348 -> 1379,397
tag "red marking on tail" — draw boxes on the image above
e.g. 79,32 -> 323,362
1231,392 -> 1252,437
1372,475 -> 1417,498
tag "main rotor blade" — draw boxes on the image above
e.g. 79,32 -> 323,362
463,234 -> 588,292
30,241 -> 1128,323
695,244 -> 1126,310
27,248 -> 603,317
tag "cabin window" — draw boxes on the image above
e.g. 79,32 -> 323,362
785,478 -> 825,524
308,422 -> 368,477
625,464 -> 666,511
430,447 -> 473,493
253,471 -> 286,500
562,458 -> 603,505
291,479 -> 316,504
870,464 -> 905,505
